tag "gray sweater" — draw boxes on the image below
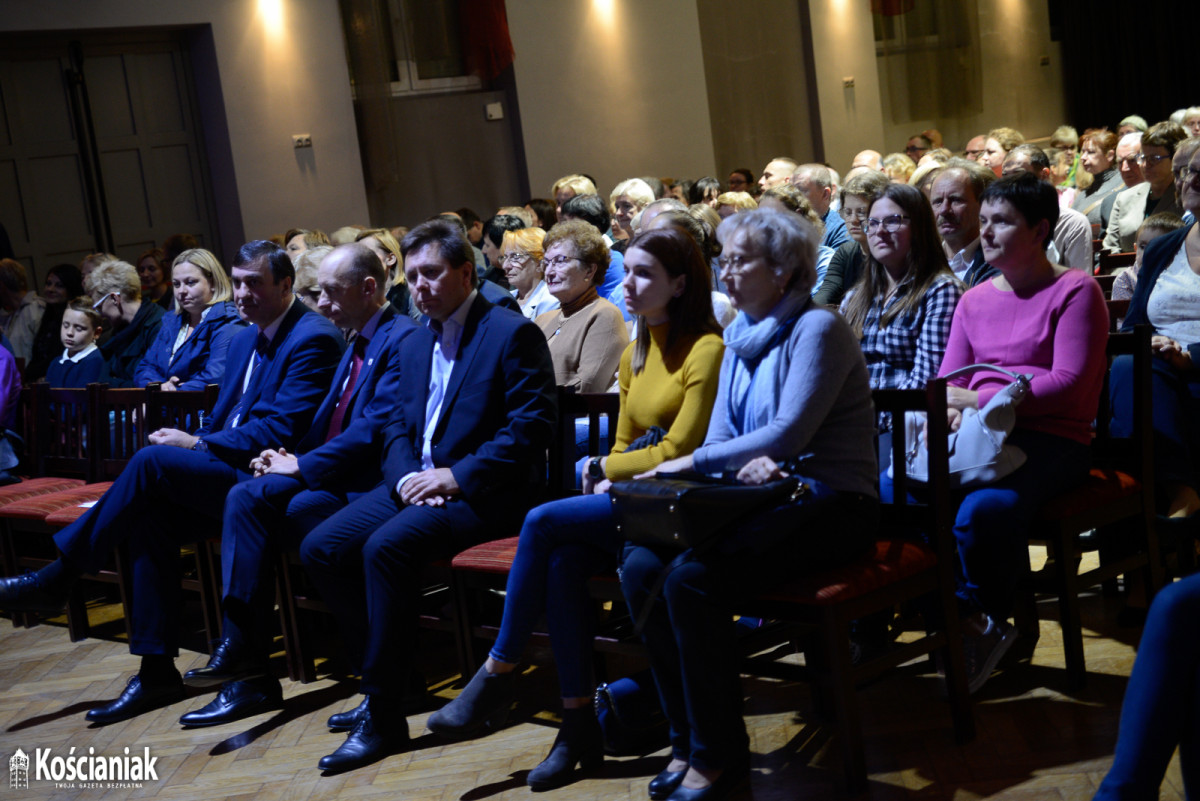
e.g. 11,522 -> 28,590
692,304 -> 878,498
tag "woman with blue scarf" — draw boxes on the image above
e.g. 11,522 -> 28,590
622,209 -> 880,801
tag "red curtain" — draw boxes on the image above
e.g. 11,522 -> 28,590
461,0 -> 515,81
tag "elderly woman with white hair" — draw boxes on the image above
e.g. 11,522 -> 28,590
609,178 -> 656,250
86,259 -> 165,386
623,208 -> 879,800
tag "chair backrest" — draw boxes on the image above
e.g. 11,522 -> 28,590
1094,326 -> 1153,487
30,382 -> 103,481
1093,273 -> 1117,298
872,380 -> 955,564
1106,299 -> 1130,333
93,386 -> 152,480
144,384 -> 220,434
1098,251 -> 1135,276
549,388 -> 620,497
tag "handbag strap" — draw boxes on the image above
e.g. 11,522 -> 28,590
631,548 -> 693,637
942,363 -> 1031,383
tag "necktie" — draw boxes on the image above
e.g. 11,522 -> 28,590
324,335 -> 367,442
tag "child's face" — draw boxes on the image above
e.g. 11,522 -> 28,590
60,309 -> 97,354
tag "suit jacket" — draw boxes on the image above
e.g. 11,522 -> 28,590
1104,182 -> 1184,254
133,301 -> 246,390
963,246 -> 999,288
380,293 -> 557,525
296,306 -> 418,491
198,299 -> 344,469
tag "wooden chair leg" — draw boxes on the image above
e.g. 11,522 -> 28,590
195,540 -> 222,650
1051,531 -> 1087,689
819,609 -> 867,796
65,584 -> 88,641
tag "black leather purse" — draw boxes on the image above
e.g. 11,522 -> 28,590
609,471 -> 807,552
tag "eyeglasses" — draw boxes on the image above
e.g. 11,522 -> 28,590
839,207 -> 869,221
905,146 -> 928,156
863,215 -> 911,235
1176,165 -> 1200,183
91,292 -> 115,311
1137,153 -> 1171,167
717,253 -> 759,277
542,255 -> 580,269
500,252 -> 532,265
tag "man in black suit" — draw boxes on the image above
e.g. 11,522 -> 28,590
0,240 -> 344,724
300,219 -> 557,773
175,242 -> 419,726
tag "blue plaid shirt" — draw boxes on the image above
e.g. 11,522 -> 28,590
842,271 -> 963,392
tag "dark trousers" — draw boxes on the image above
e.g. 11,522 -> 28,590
53,445 -> 244,656
299,482 -> 501,699
619,488 -> 876,772
220,474 -> 363,655
1111,353 -> 1200,493
490,493 -> 624,697
1095,574 -> 1200,799
881,429 -> 1090,620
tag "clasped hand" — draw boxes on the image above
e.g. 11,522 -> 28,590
1152,335 -> 1192,371
251,448 -> 300,478
400,467 -> 460,506
148,428 -> 197,450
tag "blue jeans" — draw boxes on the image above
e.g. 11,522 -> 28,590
490,493 -> 625,698
1095,574 -> 1200,799
1111,353 -> 1200,493
619,486 -> 876,772
881,428 -> 1090,620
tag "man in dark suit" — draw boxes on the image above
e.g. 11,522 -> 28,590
299,219 -> 557,773
0,240 -> 344,724
175,242 -> 418,726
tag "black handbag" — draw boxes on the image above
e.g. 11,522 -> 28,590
609,471 -> 807,552
593,670 -> 670,755
610,472 -> 808,634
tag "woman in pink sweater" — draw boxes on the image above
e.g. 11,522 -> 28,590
938,173 -> 1108,693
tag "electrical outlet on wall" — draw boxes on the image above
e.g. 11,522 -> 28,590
292,134 -> 313,148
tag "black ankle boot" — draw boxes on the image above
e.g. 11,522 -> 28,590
526,705 -> 604,791
426,664 -> 515,738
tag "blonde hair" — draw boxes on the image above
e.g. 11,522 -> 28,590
715,192 -> 758,212
171,248 -> 233,313
85,260 -> 141,301
551,174 -> 597,198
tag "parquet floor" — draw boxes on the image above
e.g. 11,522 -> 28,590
0,555 -> 1186,801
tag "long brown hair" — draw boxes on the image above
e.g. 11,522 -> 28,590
624,227 -> 721,374
841,182 -> 954,336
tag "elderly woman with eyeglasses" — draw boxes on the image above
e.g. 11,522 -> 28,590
623,209 -> 879,800
1112,140 -> 1200,524
534,220 -> 629,393
499,227 -> 558,320
83,259 -> 166,387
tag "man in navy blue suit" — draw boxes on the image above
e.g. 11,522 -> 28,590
174,242 -> 418,726
299,219 -> 557,773
0,240 -> 344,724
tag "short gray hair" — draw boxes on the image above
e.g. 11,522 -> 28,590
717,208 -> 818,297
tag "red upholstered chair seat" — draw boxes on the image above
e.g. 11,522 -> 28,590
44,504 -> 95,528
757,539 -> 937,606
0,477 -> 87,509
1036,468 -> 1139,521
451,537 -> 519,574
0,483 -> 113,522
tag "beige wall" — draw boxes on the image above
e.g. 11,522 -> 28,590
808,0 -> 1064,172
507,0 -> 718,197
0,0 -> 370,244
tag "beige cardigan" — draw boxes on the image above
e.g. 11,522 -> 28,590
534,297 -> 629,393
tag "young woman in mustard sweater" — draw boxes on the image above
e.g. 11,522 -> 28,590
427,226 -> 725,790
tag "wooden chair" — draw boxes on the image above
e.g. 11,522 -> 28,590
737,381 -> 973,796
1098,251 -> 1136,276
1026,325 -> 1162,688
1094,273 -> 1117,298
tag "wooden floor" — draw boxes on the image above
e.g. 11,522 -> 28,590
0,558 -> 1186,801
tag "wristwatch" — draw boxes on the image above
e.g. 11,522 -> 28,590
587,457 -> 605,481
191,438 -> 208,452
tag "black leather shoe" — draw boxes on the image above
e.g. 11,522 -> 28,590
182,639 -> 268,688
86,675 -> 185,725
0,573 -> 69,616
318,701 -> 409,774
665,761 -> 750,801
327,698 -> 369,732
178,678 -> 283,727
649,767 -> 688,799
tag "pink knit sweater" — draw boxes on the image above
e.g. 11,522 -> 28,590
939,269 -> 1108,445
